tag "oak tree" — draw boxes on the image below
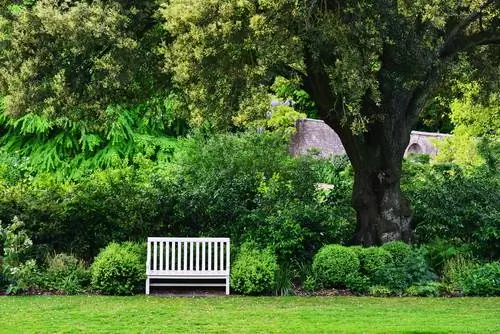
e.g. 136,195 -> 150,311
162,0 -> 499,244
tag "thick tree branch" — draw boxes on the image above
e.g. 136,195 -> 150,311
410,1 -> 499,124
460,31 -> 500,49
302,47 -> 338,124
440,28 -> 500,60
439,0 -> 496,58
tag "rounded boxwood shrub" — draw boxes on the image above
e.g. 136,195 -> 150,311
90,242 -> 145,295
381,241 -> 412,267
231,243 -> 278,295
359,247 -> 393,283
461,262 -> 500,296
312,244 -> 360,288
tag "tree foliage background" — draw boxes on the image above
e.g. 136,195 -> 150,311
0,0 -> 498,250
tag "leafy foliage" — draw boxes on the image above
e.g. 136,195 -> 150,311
230,243 -> 278,295
39,253 -> 90,295
0,216 -> 39,294
368,285 -> 392,297
461,262 -> 500,296
271,76 -> 318,119
434,80 -> 499,167
90,242 -> 146,296
0,164 -> 169,260
312,244 -> 360,289
0,0 -> 498,250
381,241 -> 412,267
161,0 -> 500,246
166,131 -> 355,261
0,95 -> 186,178
403,161 -> 500,259
442,254 -> 478,293
358,247 -> 392,285
0,0 -> 168,119
422,238 -> 472,275
0,130 -> 355,263
341,242 -> 435,294
405,282 -> 444,297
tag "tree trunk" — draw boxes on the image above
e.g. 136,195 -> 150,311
303,48 -> 417,246
323,104 -> 414,246
350,158 -> 412,245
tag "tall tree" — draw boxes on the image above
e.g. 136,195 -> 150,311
161,0 -> 500,244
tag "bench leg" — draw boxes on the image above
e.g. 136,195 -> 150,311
225,277 -> 230,295
146,277 -> 150,295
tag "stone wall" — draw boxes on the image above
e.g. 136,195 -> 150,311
404,130 -> 451,156
290,119 -> 451,157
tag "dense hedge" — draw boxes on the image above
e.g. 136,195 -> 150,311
0,132 -> 355,262
402,161 -> 499,259
0,165 -> 172,260
1,131 -> 498,275
40,253 -> 90,294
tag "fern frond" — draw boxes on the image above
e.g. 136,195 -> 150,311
79,132 -> 103,153
11,113 -> 52,135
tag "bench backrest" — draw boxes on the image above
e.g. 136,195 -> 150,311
147,237 -> 230,275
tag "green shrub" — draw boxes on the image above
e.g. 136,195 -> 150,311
0,131 -> 356,265
403,162 -> 499,259
376,242 -> 414,292
461,262 -> 500,296
312,244 -> 360,289
422,238 -> 471,275
372,265 -> 407,292
0,166 -> 170,261
173,133 -> 355,264
274,262 -> 297,296
381,241 -> 411,267
405,282 -> 443,297
5,259 -> 39,295
368,285 -> 392,297
345,273 -> 370,294
0,217 -> 40,294
231,243 -> 278,295
90,242 -> 146,295
303,275 -> 318,292
40,253 -> 90,294
404,247 -> 436,285
442,254 -> 477,292
359,247 -> 392,284
369,244 -> 434,293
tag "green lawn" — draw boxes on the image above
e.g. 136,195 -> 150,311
0,296 -> 498,333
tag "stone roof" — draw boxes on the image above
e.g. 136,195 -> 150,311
290,118 -> 450,157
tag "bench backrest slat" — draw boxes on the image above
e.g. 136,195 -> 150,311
147,237 -> 230,274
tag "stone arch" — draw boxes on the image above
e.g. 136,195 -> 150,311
406,143 -> 423,155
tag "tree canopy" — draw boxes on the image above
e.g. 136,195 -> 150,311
0,0 -> 168,121
0,0 -> 498,245
162,0 -> 499,130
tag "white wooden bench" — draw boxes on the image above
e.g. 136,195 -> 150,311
146,237 -> 230,295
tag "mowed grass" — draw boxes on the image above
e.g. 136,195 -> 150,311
0,296 -> 498,333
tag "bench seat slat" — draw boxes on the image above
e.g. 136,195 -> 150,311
150,283 -> 227,287
147,272 -> 228,277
